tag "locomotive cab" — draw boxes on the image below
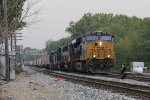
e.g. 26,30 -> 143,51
48,31 -> 115,74
85,32 -> 115,73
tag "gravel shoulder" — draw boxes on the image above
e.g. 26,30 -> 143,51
0,68 -> 69,100
0,66 -> 137,100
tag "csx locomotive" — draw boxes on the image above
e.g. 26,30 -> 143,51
25,31 -> 115,73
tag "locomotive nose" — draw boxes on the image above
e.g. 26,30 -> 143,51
94,41 -> 105,51
92,41 -> 113,59
99,41 -> 102,46
95,42 -> 98,46
94,41 -> 102,47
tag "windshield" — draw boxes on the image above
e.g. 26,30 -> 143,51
86,35 -> 98,41
100,35 -> 112,41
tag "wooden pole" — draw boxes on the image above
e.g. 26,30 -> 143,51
3,0 -> 10,81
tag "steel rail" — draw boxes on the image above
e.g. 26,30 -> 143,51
30,67 -> 150,100
104,73 -> 150,83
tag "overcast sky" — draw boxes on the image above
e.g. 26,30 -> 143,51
18,0 -> 150,49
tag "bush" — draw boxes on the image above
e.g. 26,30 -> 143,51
15,63 -> 22,74
145,62 -> 150,68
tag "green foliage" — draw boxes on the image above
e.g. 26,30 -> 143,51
65,13 -> 150,68
45,13 -> 150,68
45,37 -> 72,53
21,47 -> 41,61
0,0 -> 26,33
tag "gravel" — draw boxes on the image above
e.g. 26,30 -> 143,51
0,80 -> 7,85
30,67 -> 138,100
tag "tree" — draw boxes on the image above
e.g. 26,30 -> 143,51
21,47 -> 41,61
45,37 -> 72,53
0,0 -> 40,39
0,0 -> 26,37
65,13 -> 150,68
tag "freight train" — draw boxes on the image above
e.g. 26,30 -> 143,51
24,31 -> 115,73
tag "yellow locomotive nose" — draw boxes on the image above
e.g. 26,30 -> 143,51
93,55 -> 96,58
99,41 -> 102,46
107,55 -> 110,58
86,39 -> 115,73
86,40 -> 114,59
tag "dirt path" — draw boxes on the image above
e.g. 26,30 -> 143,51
0,70 -> 69,100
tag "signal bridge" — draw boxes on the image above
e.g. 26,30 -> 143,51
26,50 -> 46,56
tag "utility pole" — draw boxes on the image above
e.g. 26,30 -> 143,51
3,0 -> 10,81
14,33 -> 17,64
14,33 -> 23,66
11,34 -> 12,51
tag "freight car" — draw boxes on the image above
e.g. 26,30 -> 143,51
24,53 -> 50,69
49,31 -> 115,73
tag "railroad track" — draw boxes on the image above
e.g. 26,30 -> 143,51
104,73 -> 150,82
30,66 -> 150,100
126,73 -> 150,82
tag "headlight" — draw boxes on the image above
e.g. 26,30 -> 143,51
107,55 -> 110,58
99,41 -> 102,46
93,55 -> 96,58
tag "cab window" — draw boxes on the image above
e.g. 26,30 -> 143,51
86,35 -> 98,41
100,35 -> 113,41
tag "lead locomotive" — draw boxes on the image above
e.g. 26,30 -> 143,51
49,31 -> 115,73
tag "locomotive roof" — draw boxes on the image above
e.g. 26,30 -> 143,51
49,31 -> 113,54
84,31 -> 113,36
